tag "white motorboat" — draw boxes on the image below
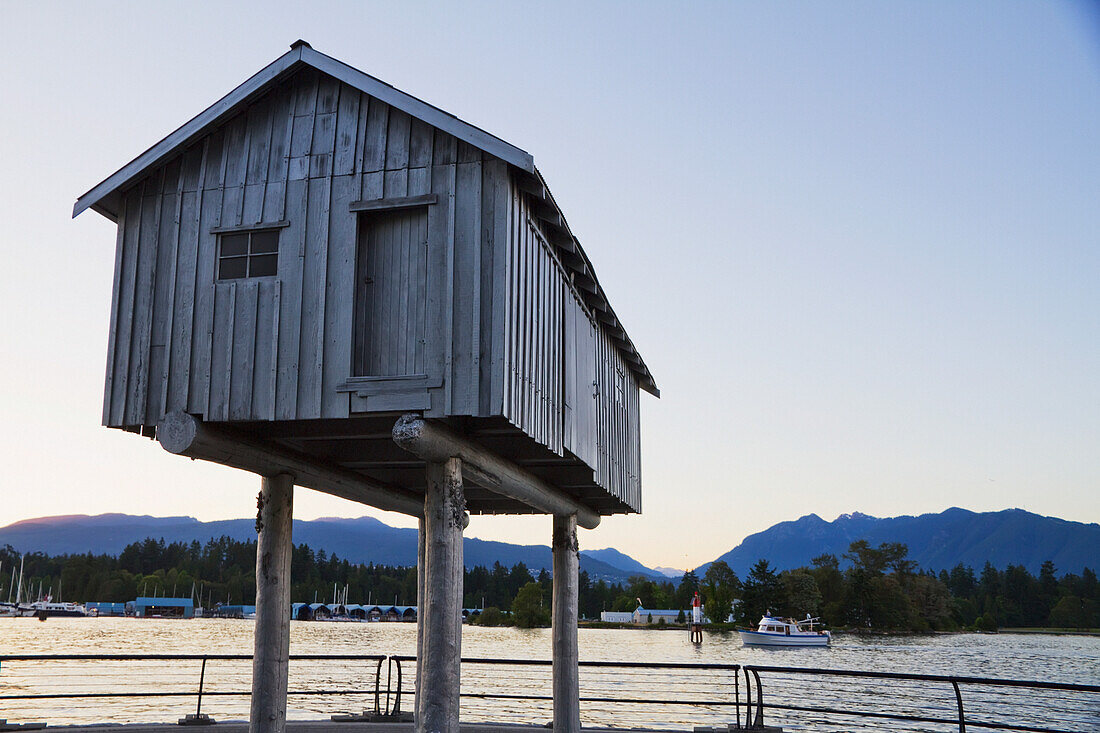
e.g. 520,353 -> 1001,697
739,614 -> 831,647
27,600 -> 90,618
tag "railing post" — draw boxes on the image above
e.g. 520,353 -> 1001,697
751,669 -> 764,729
733,666 -> 740,729
394,656 -> 404,716
373,657 -> 384,715
197,657 -> 207,717
952,679 -> 966,733
178,656 -> 214,725
743,667 -> 751,728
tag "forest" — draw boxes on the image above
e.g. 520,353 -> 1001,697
1,538 -> 1095,631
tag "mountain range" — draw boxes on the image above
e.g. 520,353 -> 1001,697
705,508 -> 1099,577
0,513 -> 663,582
0,507 -> 1095,581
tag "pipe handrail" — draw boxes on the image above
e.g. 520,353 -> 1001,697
1,653 -> 1096,733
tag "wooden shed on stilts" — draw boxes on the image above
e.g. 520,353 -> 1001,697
74,41 -> 658,733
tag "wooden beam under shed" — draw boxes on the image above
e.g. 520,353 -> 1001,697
392,415 -> 601,529
157,411 -> 423,518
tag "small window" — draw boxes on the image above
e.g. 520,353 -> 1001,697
218,230 -> 280,280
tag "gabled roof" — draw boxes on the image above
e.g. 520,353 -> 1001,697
73,40 -> 533,220
73,41 -> 658,396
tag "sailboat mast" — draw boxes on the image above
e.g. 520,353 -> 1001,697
15,556 -> 24,605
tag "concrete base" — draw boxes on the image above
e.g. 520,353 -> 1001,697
331,714 -> 414,724
690,721 -> 787,726
177,714 -> 216,726
42,724 -> 732,733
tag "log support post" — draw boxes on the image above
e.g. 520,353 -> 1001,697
250,473 -> 294,733
552,513 -> 581,733
416,457 -> 465,733
414,513 -> 426,719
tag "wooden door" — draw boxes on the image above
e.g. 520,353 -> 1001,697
352,208 -> 429,377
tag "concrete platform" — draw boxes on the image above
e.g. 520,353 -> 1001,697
26,722 -> 781,733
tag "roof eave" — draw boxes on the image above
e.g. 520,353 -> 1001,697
73,45 -> 307,220
527,167 -> 660,397
299,46 -> 535,174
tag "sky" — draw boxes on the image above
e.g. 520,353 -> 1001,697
1,1 -> 1097,571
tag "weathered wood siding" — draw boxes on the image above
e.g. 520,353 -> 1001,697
100,65 -> 641,510
499,184 -> 642,511
103,68 -> 509,428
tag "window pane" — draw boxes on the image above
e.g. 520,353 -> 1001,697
249,254 -> 278,277
221,233 -> 249,256
218,257 -> 248,280
250,230 -> 279,254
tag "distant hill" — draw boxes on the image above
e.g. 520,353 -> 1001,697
651,567 -> 687,579
579,548 -> 665,579
0,513 -> 658,582
702,508 -> 1100,577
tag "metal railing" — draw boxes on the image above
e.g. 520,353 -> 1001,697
739,664 -> 1100,733
0,654 -> 385,724
1,653 -> 1097,731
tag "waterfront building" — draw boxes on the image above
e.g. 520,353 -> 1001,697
599,611 -> 635,623
74,40 -> 655,733
631,607 -> 684,625
132,597 -> 194,619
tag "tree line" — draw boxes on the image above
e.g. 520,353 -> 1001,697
686,540 -> 1099,631
1,538 -> 1095,631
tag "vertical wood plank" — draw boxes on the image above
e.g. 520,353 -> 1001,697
362,99 -> 389,173
411,211 -> 429,373
409,118 -> 433,168
230,280 -> 259,420
250,279 -> 276,421
288,72 -> 319,181
147,165 -> 182,424
268,279 -> 282,421
102,197 -> 128,425
321,175 -> 356,418
333,85 -> 360,176
433,131 -> 457,166
220,114 -> 249,228
384,108 -> 411,170
172,142 -> 207,414
206,282 -> 230,420
384,168 -> 409,198
126,177 -> 162,425
275,177 -> 307,420
453,159 -> 481,415
396,211 -> 412,374
432,160 -> 457,412
264,85 -> 296,222
243,94 -> 274,225
160,151 -> 192,417
296,176 -> 330,418
188,183 -> 223,417
309,76 -> 339,179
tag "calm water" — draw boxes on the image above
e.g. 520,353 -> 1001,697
1,618 -> 1098,731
